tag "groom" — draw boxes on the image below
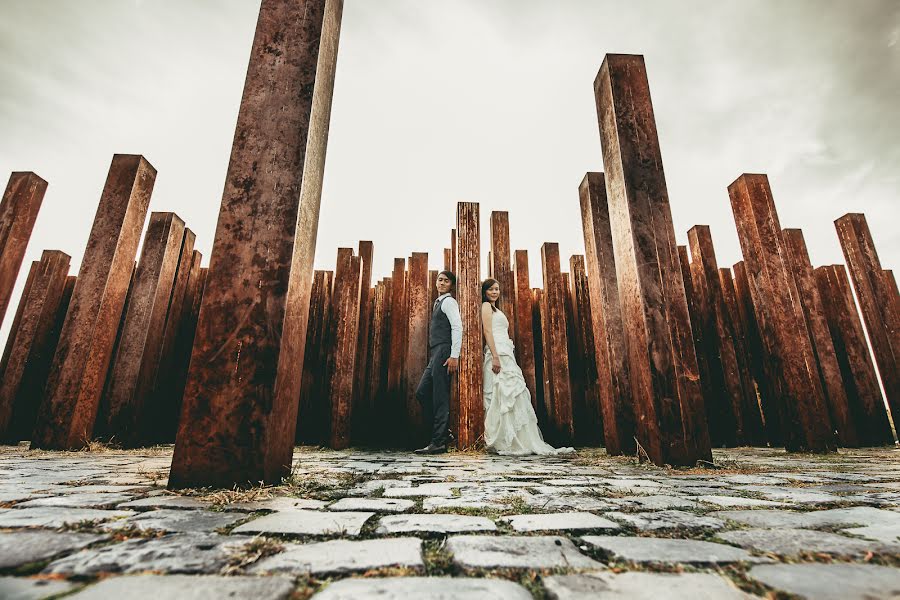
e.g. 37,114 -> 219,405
414,270 -> 462,454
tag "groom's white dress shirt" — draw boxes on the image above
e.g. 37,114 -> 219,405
435,292 -> 463,358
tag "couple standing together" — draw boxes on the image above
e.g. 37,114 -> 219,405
414,270 -> 573,456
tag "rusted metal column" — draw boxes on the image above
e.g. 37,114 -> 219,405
490,211 -> 515,337
99,212 -> 186,446
170,0 -> 344,487
835,213 -> 899,418
540,242 -> 573,445
579,173 -> 635,455
816,265 -> 894,446
455,202 -> 483,448
366,280 -> 387,424
351,241 -> 374,443
297,270 -> 332,445
429,270 -> 438,306
0,251 -> 70,442
405,252 -> 429,445
386,258 -> 407,446
532,287 -> 547,424
443,249 -> 452,271
719,267 -> 766,446
594,54 -> 711,465
375,277 -> 393,445
782,228 -> 858,447
512,250 -> 538,410
450,229 -> 457,273
327,249 -> 362,450
688,225 -> 744,446
569,255 -> 603,446
0,172 -> 46,325
728,174 -> 834,452
32,155 -> 155,450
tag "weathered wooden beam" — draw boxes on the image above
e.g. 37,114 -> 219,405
816,264 -> 894,446
99,212 -> 186,446
579,172 -> 635,455
297,269 -> 332,445
0,172 -> 46,325
327,248 -> 362,450
568,255 -> 603,446
0,251 -> 71,442
455,202 -> 483,448
594,54 -> 711,465
782,228 -> 858,447
688,225 -> 744,446
835,213 -> 899,419
728,174 -> 834,452
540,242 -> 573,446
406,252 -> 429,445
490,211 -> 515,337
32,154 -> 155,450
351,241 -> 374,444
512,250 -> 538,411
170,0 -> 344,487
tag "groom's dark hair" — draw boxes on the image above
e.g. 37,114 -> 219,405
439,270 -> 457,289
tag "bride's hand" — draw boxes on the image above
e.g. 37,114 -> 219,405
491,356 -> 501,374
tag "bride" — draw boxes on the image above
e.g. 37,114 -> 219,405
481,278 -> 573,455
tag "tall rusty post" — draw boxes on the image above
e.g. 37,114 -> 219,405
0,251 -> 71,442
728,174 -> 834,452
512,250 -> 538,410
450,229 -> 457,273
170,0 -> 343,487
540,242 -> 573,445
782,229 -> 858,447
327,248 -> 362,450
579,173 -> 635,455
351,241 -> 374,444
594,54 -> 710,465
835,214 -> 899,418
375,277 -> 393,445
386,258 -> 407,446
443,249 -> 452,271
490,212 -> 515,337
0,172 -> 46,325
429,270 -> 438,306
531,288 -> 547,424
99,212 -> 186,446
32,155 -> 155,450
406,252 -> 429,446
568,255 -> 603,446
366,280 -> 388,441
455,202 -> 483,449
688,226 -> 744,446
297,270 -> 332,445
816,265 -> 894,446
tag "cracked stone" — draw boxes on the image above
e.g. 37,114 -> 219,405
604,510 -> 724,531
15,492 -> 135,509
0,577 -> 76,600
581,535 -> 769,564
717,528 -> 888,556
524,494 -> 619,512
65,574 -> 295,600
310,577 -> 533,599
446,535 -> 602,570
748,563 -> 900,600
616,495 -> 697,510
328,498 -> 414,513
543,572 -> 758,599
0,531 -> 108,569
0,507 -> 134,528
696,496 -> 788,508
376,514 -> 495,534
117,496 -> 211,511
501,512 -> 620,532
112,509 -> 245,533
251,537 -> 423,575
232,510 -> 373,536
226,497 -> 328,512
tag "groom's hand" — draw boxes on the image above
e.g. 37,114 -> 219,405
444,357 -> 458,374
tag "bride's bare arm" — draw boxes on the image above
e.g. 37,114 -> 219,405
482,303 -> 501,373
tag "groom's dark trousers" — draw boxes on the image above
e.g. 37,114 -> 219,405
415,343 -> 451,446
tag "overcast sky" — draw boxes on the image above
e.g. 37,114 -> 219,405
1,0 -> 898,348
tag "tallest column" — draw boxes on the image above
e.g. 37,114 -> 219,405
169,0 -> 343,488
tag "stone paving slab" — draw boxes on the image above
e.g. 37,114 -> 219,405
376,514 -> 496,534
0,576 -> 76,600
117,496 -> 211,511
422,496 -> 507,511
543,572 -> 759,599
0,530 -> 109,570
615,495 -> 697,510
232,510 -> 373,536
581,535 -> 769,564
748,563 -> 900,600
604,510 -> 725,531
328,497 -> 414,513
311,577 -> 533,599
717,527 -> 890,556
501,512 -> 620,532
695,495 -> 788,508
66,574 -> 295,600
226,497 -> 328,512
111,509 -> 245,533
446,535 -> 603,570
0,507 -> 134,528
251,537 -> 423,575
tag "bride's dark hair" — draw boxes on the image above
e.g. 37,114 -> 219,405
481,278 -> 500,312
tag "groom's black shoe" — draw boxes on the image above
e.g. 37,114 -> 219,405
414,443 -> 447,455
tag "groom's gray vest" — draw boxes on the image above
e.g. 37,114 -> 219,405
430,296 -> 452,349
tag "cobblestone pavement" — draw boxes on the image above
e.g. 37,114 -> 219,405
2,445 -> 900,599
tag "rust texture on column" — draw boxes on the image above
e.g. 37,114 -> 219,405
540,242 -> 573,445
297,270 -> 332,445
688,226 -> 744,446
170,0 -> 344,487
365,281 -> 387,437
406,252 -> 429,445
455,202 -> 483,448
568,255 -> 603,446
99,212 -> 186,446
835,213 -> 899,418
327,248 -> 362,450
531,287 -> 547,424
386,258 -> 408,446
782,228 -> 858,447
594,54 -> 710,465
351,241 -> 374,443
512,250 -> 538,410
375,277 -> 393,445
0,172 -> 47,325
450,229 -> 457,273
816,265 -> 894,446
728,174 -> 834,452
0,251 -> 70,442
443,249 -> 452,271
579,172 -> 635,455
490,211 -> 516,337
32,154 -> 155,450
733,260 -> 783,446
429,269 -> 438,306
718,267 -> 766,445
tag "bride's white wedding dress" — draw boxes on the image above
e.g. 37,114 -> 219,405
483,308 -> 574,456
